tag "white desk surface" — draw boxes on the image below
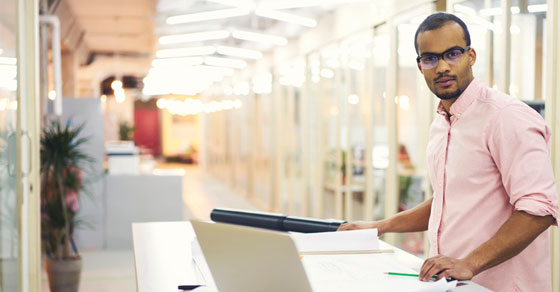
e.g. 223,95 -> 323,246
132,221 -> 492,292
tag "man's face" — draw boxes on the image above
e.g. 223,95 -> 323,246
416,22 -> 476,100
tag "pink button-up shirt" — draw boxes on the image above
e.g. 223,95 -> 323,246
426,78 -> 558,292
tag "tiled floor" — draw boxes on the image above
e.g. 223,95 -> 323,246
41,164 -> 261,291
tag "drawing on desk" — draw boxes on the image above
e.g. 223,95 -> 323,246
301,254 -> 457,292
191,220 -> 457,292
289,228 -> 380,253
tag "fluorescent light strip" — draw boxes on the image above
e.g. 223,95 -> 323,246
159,30 -> 230,45
197,65 -> 235,77
0,57 -> 17,65
259,0 -> 367,10
206,0 -> 256,9
232,30 -> 288,46
528,4 -> 547,13
216,46 -> 262,59
254,9 -> 317,27
166,8 -> 250,25
156,46 -> 216,58
479,6 -> 522,16
152,57 -> 204,67
204,56 -> 247,69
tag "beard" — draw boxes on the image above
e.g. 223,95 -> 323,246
435,88 -> 463,100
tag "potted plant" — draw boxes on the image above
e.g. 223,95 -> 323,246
40,121 -> 93,292
118,121 -> 135,141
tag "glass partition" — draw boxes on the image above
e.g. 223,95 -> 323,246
340,31 -> 373,221
0,0 -> 19,288
318,43 -> 344,219
392,6 -> 434,256
511,0 -> 547,104
371,26 -> 389,221
252,73 -> 274,209
276,59 -> 306,215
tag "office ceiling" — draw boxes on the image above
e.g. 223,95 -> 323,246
55,0 -> 364,96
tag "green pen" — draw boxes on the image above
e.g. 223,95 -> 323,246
384,272 -> 438,279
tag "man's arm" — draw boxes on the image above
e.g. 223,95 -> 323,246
338,197 -> 433,235
419,210 -> 555,281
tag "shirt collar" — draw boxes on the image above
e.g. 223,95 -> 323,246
436,78 -> 482,117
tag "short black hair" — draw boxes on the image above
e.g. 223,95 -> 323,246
414,12 -> 471,54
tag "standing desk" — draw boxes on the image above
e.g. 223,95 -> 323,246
132,221 -> 492,292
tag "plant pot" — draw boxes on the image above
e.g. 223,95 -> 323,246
44,257 -> 82,292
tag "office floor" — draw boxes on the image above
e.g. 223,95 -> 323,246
41,164 -> 261,291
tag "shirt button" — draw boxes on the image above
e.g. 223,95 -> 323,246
438,183 -> 442,187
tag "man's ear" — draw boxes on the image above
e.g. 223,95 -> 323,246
417,62 -> 424,74
469,47 -> 477,66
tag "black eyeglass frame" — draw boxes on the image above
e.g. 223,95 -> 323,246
415,46 -> 471,64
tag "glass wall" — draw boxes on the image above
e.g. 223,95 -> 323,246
201,3 -> 560,274
395,16 -> 428,256
252,73 -> 274,209
0,0 -> 19,289
317,43 -> 344,219
371,26 -> 389,221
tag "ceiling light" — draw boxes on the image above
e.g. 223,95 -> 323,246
453,4 -> 476,15
111,80 -> 123,90
347,94 -> 359,105
254,9 -> 317,27
206,0 -> 256,9
216,46 -> 262,59
528,4 -> 547,13
159,30 -> 230,45
479,6 -> 521,16
152,57 -> 204,67
48,90 -> 57,101
0,57 -> 17,65
258,0 -> 367,10
204,56 -> 247,69
166,8 -> 250,25
156,46 -> 217,58
232,30 -> 288,46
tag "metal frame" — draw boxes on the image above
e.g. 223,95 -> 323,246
16,0 -> 40,290
544,1 -> 560,290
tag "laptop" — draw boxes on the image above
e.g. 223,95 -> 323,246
190,220 -> 313,292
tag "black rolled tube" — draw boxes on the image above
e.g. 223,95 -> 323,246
210,208 -> 286,231
210,208 -> 346,233
283,216 -> 344,233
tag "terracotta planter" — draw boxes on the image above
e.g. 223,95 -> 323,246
44,257 -> 82,292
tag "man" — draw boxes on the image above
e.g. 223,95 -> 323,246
338,12 -> 558,291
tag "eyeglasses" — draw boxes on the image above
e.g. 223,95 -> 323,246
416,46 -> 471,69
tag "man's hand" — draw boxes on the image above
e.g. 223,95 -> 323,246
337,221 -> 387,235
419,255 -> 477,282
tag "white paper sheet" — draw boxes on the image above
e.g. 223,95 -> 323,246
289,229 -> 379,252
301,254 -> 457,292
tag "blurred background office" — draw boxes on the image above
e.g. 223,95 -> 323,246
1,0 -> 559,291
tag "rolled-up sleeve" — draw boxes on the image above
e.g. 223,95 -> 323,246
486,104 -> 558,224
